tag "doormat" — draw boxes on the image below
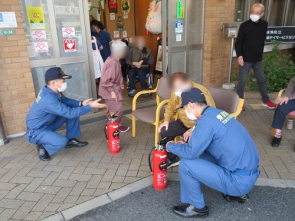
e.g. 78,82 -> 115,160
249,104 -> 269,110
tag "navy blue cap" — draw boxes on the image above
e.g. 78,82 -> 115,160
45,67 -> 72,82
180,88 -> 206,107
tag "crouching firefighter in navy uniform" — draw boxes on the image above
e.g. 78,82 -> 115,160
166,88 -> 260,218
25,67 -> 106,161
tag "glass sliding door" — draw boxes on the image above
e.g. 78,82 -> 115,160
20,0 -> 94,101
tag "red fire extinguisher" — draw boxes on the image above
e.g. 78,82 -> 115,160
104,112 -> 120,154
148,138 -> 169,190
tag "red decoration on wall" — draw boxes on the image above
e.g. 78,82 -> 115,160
108,0 -> 118,13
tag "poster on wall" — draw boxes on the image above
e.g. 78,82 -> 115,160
0,12 -> 17,28
123,11 -> 128,19
34,42 -> 49,53
116,16 -> 124,31
27,7 -> 46,30
31,30 -> 47,41
114,31 -> 119,38
110,13 -> 115,20
123,31 -> 127,38
62,27 -> 75,38
121,0 -> 130,13
155,45 -> 169,72
63,39 -> 77,52
108,0 -> 118,13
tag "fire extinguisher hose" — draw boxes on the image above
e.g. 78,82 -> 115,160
104,124 -> 108,140
148,146 -> 155,172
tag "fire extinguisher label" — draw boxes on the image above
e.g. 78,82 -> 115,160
159,161 -> 167,171
113,130 -> 119,139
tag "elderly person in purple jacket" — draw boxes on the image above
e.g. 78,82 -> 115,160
99,40 -> 130,132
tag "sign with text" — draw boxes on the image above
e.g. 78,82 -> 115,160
0,12 -> 17,28
0,29 -> 15,36
62,27 -> 75,38
27,7 -> 46,30
266,26 -> 295,43
31,30 -> 46,41
34,42 -> 49,53
63,39 -> 76,52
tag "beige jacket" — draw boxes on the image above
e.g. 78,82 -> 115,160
163,82 -> 216,128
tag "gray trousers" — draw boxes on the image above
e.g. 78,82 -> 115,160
236,61 -> 269,102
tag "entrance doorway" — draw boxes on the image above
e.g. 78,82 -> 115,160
20,0 -> 96,101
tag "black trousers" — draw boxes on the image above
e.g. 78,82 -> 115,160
160,119 -> 190,160
128,67 -> 149,90
271,99 -> 295,130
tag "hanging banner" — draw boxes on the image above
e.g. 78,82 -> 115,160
31,30 -> 47,41
63,39 -> 77,52
108,0 -> 118,13
62,27 -> 75,38
34,42 -> 49,53
27,7 -> 45,30
116,16 -> 125,31
0,12 -> 17,28
121,0 -> 130,13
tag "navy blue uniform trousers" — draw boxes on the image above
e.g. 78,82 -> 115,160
179,152 -> 259,209
34,116 -> 81,156
271,99 -> 295,129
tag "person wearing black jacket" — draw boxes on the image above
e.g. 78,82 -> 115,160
235,3 -> 275,110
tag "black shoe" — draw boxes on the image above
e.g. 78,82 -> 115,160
37,144 -> 51,161
271,137 -> 281,147
167,156 -> 180,169
173,204 -> 209,218
66,138 -> 88,148
222,194 -> 249,203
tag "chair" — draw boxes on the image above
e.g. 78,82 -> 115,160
132,77 -> 172,146
208,87 -> 244,119
271,89 -> 295,136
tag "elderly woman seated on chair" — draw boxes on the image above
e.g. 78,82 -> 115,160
126,36 -> 153,97
271,77 -> 295,147
158,72 -> 215,168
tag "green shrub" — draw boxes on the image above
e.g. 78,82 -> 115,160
246,40 -> 295,92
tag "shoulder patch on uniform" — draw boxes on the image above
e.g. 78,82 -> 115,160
36,89 -> 42,103
216,111 -> 233,125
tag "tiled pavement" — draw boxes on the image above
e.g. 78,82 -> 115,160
0,96 -> 295,220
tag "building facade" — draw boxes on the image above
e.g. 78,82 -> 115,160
0,0 -> 294,137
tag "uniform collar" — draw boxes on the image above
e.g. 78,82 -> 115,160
43,86 -> 62,99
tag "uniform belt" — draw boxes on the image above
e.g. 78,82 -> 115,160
233,167 -> 258,176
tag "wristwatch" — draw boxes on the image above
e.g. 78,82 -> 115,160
80,101 -> 84,106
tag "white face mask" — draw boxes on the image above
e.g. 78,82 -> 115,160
185,108 -> 197,121
56,82 -> 67,92
250,14 -> 260,22
174,85 -> 191,97
175,91 -> 182,97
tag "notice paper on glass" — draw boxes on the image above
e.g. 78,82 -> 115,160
0,12 -> 17,28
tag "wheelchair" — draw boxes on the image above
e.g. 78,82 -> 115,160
126,72 -> 153,92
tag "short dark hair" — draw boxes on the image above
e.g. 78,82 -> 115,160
45,80 -> 51,85
169,72 -> 190,87
91,20 -> 104,30
121,38 -> 129,46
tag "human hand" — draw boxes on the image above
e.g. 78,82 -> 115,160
121,85 -> 124,89
83,98 -> 93,106
89,98 -> 107,109
158,121 -> 169,133
238,56 -> 244,66
183,128 -> 192,142
111,91 -> 117,102
275,96 -> 289,105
